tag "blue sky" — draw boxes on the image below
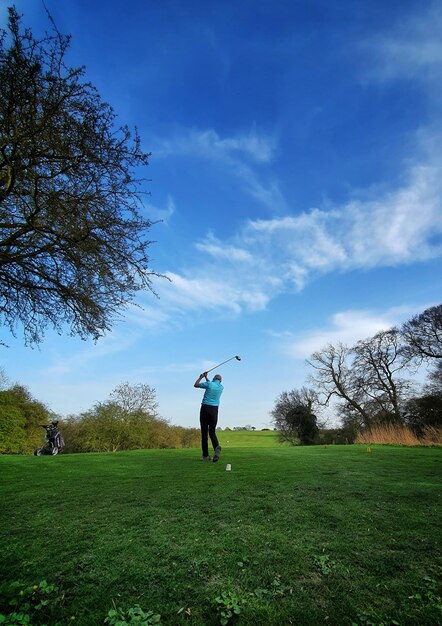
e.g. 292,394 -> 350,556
1,0 -> 441,429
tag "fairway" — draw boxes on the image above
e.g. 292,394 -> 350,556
1,443 -> 441,625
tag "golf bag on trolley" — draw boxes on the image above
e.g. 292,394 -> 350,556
34,421 -> 65,456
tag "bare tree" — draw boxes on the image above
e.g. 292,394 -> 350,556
308,333 -> 413,428
0,7 -> 164,345
307,343 -> 372,425
271,387 -> 318,419
352,329 -> 413,424
424,360 -> 442,396
400,304 -> 442,361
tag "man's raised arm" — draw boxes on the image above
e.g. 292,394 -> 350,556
194,372 -> 209,387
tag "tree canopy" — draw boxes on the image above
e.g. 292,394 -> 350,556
109,381 -> 158,416
425,361 -> 442,396
0,7 -> 162,345
400,304 -> 442,361
0,383 -> 53,453
271,387 -> 319,445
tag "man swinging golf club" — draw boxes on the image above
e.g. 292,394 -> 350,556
194,371 -> 224,462
194,356 -> 240,462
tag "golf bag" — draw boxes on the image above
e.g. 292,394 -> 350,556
34,421 -> 65,456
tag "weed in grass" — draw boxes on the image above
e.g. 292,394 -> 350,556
408,575 -> 442,614
212,591 -> 241,625
268,574 -> 293,598
313,552 -> 335,576
252,574 -> 293,599
0,580 -> 67,625
104,603 -> 161,625
351,611 -> 400,625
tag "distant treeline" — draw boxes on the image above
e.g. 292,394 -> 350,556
0,380 -> 200,454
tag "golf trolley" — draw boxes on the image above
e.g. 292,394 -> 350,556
34,421 -> 65,456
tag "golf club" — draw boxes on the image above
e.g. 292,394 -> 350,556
204,355 -> 241,375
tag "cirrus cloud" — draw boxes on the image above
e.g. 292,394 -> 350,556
155,127 -> 275,163
283,305 -> 423,358
141,156 -> 441,324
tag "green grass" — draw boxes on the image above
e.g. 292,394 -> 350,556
217,429 -> 279,447
0,442 -> 441,625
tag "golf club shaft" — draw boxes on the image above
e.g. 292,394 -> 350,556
205,356 -> 238,374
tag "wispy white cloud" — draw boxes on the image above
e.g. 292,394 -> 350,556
281,304 -> 429,358
160,271 -> 272,314
345,165 -> 442,266
163,272 -> 241,314
195,232 -> 254,262
152,157 -> 441,320
41,330 -> 140,377
233,164 -> 288,211
184,161 -> 432,301
154,127 -> 285,211
245,208 -> 349,287
142,29 -> 442,326
360,3 -> 442,83
155,128 -> 275,163
144,195 -> 175,223
124,303 -> 172,330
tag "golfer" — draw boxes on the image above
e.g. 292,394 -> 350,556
194,371 -> 223,462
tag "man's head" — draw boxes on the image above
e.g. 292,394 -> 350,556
213,374 -> 222,382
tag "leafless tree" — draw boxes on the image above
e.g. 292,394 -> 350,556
308,332 -> 414,428
307,343 -> 372,425
352,329 -> 413,423
424,360 -> 442,396
400,304 -> 442,361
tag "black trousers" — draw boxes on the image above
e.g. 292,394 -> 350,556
200,404 -> 220,457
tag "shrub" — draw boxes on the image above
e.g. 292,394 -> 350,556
404,394 -> 442,437
212,592 -> 241,625
0,580 -> 66,625
317,427 -> 357,445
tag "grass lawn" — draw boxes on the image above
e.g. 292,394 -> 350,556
216,429 -> 280,447
0,438 -> 441,625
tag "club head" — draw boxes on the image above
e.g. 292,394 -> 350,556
235,356 -> 241,361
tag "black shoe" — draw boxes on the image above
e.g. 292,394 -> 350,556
213,446 -> 221,462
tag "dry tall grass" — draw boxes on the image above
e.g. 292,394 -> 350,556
356,424 -> 442,446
